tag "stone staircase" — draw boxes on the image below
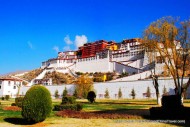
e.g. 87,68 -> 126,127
28,69 -> 48,86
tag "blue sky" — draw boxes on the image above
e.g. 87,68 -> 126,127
0,0 -> 189,75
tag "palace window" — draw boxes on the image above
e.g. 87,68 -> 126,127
13,85 -> 16,89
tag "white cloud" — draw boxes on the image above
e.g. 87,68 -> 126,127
53,46 -> 59,53
75,35 -> 88,48
63,46 -> 71,51
27,41 -> 34,49
64,35 -> 73,45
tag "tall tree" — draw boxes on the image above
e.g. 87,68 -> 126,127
143,16 -> 190,100
131,88 -> 136,99
54,89 -> 59,99
118,87 -> 122,99
143,30 -> 161,104
16,82 -> 22,97
163,85 -> 168,95
146,86 -> 151,98
75,75 -> 93,98
73,88 -> 78,98
104,88 -> 110,99
62,87 -> 68,97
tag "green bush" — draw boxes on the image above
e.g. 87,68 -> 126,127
104,88 -> 110,99
146,86 -> 151,98
76,72 -> 83,75
118,88 -> 122,99
15,97 -> 24,107
1,97 -> 4,100
54,90 -> 59,99
131,88 -> 136,99
22,85 -> 52,123
62,87 -> 68,97
73,89 -> 78,98
61,96 -> 76,104
87,91 -> 96,103
53,104 -> 83,111
11,103 -> 17,106
5,95 -> 10,100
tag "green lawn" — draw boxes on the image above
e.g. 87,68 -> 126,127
81,99 -> 156,112
0,98 -> 189,127
0,109 -> 22,122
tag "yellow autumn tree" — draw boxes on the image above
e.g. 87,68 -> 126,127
143,16 -> 190,99
75,74 -> 93,98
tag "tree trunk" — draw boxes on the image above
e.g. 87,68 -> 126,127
153,76 -> 160,105
16,84 -> 21,97
158,96 -> 161,106
156,93 -> 161,106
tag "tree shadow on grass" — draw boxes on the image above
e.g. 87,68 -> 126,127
4,118 -> 36,125
92,109 -> 150,119
92,109 -> 188,127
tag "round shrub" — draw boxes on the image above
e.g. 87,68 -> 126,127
22,85 -> 52,123
11,103 -> 17,106
87,91 -> 96,103
61,96 -> 76,104
76,103 -> 83,111
1,97 -> 4,100
53,103 -> 83,111
5,95 -> 10,100
15,97 -> 24,108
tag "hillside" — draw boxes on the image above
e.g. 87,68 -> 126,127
0,70 -> 29,77
43,71 -> 75,85
19,68 -> 43,81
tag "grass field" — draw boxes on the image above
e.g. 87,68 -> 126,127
0,99 -> 189,127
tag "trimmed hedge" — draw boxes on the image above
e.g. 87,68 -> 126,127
54,104 -> 83,111
22,85 -> 52,123
5,95 -> 10,100
162,95 -> 182,108
15,97 -> 24,108
61,96 -> 76,104
150,95 -> 188,120
11,103 -> 17,106
87,91 -> 96,103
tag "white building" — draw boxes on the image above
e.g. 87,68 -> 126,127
0,77 -> 23,98
40,39 -> 153,76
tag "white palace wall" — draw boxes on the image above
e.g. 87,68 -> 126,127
20,84 -> 75,98
114,62 -> 141,74
127,58 -> 144,68
20,78 -> 190,99
110,70 -> 152,81
74,57 -> 113,73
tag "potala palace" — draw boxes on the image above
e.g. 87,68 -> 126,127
41,38 -> 162,78
1,38 -> 190,99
